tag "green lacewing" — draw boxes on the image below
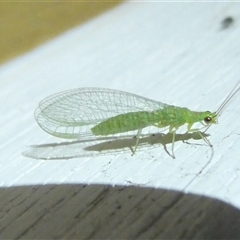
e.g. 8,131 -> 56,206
34,80 -> 240,158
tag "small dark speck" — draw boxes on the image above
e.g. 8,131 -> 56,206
221,16 -> 234,29
116,204 -> 122,210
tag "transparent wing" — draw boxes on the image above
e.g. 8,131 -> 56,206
35,88 -> 168,139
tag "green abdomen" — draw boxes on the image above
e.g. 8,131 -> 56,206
91,111 -> 159,136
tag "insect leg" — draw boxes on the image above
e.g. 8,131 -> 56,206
154,123 -> 177,158
196,131 -> 213,147
131,129 -> 142,156
187,124 -> 213,147
169,126 -> 178,159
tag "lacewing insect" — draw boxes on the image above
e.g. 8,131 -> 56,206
34,80 -> 240,158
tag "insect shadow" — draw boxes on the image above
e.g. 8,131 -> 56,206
23,131 -> 210,160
